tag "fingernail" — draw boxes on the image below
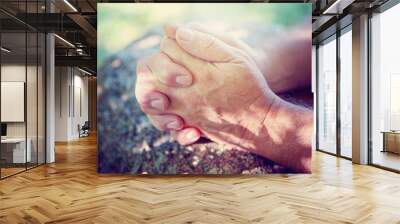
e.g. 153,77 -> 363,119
166,121 -> 180,130
150,99 -> 164,111
175,75 -> 191,86
186,130 -> 198,141
177,28 -> 193,42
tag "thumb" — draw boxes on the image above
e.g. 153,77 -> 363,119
163,22 -> 179,39
175,27 -> 236,62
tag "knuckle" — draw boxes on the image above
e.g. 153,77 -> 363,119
138,102 -> 150,114
163,65 -> 177,85
160,38 -> 179,55
160,37 -> 171,52
135,92 -> 152,112
136,58 -> 148,75
201,37 -> 216,51
148,116 -> 165,131
140,104 -> 159,116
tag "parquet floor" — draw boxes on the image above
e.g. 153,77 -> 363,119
1,167 -> 26,178
1,134 -> 400,224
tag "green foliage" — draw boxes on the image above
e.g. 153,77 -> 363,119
97,3 -> 311,66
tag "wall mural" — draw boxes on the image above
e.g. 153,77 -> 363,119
97,3 -> 313,174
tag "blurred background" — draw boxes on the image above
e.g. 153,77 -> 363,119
98,3 -> 310,66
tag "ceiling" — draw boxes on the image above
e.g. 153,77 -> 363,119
0,0 -> 392,74
1,0 -> 97,73
311,0 -> 390,41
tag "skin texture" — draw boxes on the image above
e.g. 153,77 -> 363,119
135,24 -> 312,172
253,24 -> 312,94
144,23 -> 312,146
137,28 -> 278,149
165,23 -> 312,94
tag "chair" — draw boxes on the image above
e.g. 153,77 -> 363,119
78,121 -> 90,138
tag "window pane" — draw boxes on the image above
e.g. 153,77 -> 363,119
340,29 -> 352,158
27,30 -> 38,169
38,33 -> 45,165
318,37 -> 337,154
371,3 -> 400,171
26,0 -> 39,169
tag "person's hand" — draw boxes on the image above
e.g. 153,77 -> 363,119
138,23 -> 264,146
137,23 -> 264,145
134,51 -> 203,145
135,24 -> 313,172
136,24 -> 280,153
165,23 -> 312,94
135,23 -> 312,146
134,23 -> 264,146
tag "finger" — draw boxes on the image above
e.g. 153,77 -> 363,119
174,27 -> 237,62
186,24 -> 255,58
171,127 -> 202,145
165,23 -> 224,41
165,23 -> 256,63
166,23 -> 244,50
146,52 -> 193,87
160,37 -> 206,76
136,90 -> 170,115
147,114 -> 184,131
164,22 -> 180,39
135,57 -> 171,115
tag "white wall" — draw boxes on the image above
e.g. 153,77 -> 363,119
1,65 -> 26,140
54,67 -> 89,141
71,73 -> 89,138
1,82 -> 25,122
55,66 -> 69,141
1,63 -> 46,164
1,65 -> 38,138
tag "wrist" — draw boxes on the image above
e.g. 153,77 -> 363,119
255,97 -> 313,173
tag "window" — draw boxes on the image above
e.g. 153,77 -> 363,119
317,36 -> 337,154
370,3 -> 400,171
339,28 -> 352,158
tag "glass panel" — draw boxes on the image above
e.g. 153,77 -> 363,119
339,29 -> 352,158
0,1 -> 46,178
27,30 -> 38,169
317,36 -> 337,154
26,0 -> 39,169
1,28 -> 27,177
38,32 -> 45,165
371,4 -> 400,171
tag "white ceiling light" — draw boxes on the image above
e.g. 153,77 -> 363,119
78,67 -> 92,76
54,34 -> 75,48
1,47 -> 11,53
323,0 -> 355,15
63,0 -> 78,12
76,48 -> 84,55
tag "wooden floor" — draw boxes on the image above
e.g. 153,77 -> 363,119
1,167 -> 26,178
372,150 -> 400,171
1,135 -> 400,224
